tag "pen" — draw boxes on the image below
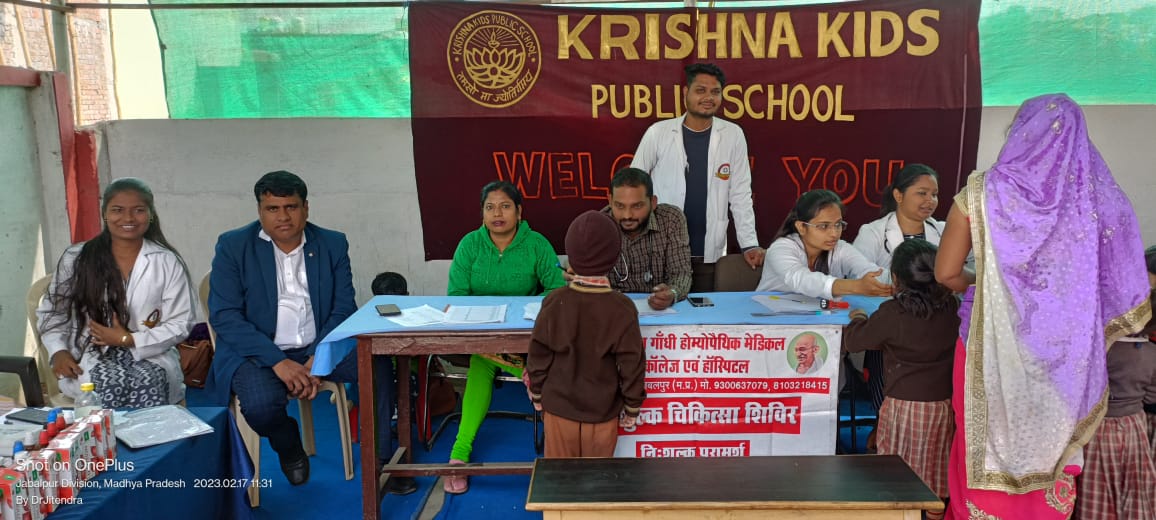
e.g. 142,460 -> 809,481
750,311 -> 834,317
769,295 -> 817,305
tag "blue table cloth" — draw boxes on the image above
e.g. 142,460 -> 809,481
311,292 -> 885,376
50,406 -> 254,520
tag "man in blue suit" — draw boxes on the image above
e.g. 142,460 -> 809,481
207,171 -> 393,487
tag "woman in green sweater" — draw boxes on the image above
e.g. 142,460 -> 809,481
444,181 -> 565,494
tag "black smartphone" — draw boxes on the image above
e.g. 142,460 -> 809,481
6,407 -> 52,425
375,304 -> 401,316
688,296 -> 714,307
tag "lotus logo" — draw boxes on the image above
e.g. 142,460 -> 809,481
448,11 -> 540,108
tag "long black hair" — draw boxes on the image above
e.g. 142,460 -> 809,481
1146,245 -> 1156,275
41,178 -> 186,351
880,163 -> 938,217
890,238 -> 955,319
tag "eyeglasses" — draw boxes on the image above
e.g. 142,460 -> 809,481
802,221 -> 848,232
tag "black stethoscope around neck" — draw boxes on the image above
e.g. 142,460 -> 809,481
882,213 -> 943,254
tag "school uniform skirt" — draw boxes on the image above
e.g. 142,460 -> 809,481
1148,411 -> 1155,456
877,397 -> 953,499
1074,412 -> 1156,520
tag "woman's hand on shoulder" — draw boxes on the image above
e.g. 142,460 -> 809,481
856,269 -> 893,297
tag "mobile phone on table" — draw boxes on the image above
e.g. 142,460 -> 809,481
687,296 -> 714,307
375,304 -> 401,316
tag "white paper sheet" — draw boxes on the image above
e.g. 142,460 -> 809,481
522,302 -> 541,321
387,304 -> 447,327
751,294 -> 824,314
445,304 -> 508,324
633,298 -> 678,316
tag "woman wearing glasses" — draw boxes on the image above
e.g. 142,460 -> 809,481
444,180 -> 565,494
756,189 -> 892,298
37,178 -> 195,408
852,164 -> 944,269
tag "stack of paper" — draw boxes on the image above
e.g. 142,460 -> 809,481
385,304 -> 511,327
633,298 -> 678,316
445,304 -> 508,324
751,294 -> 824,314
387,304 -> 447,327
522,302 -> 541,321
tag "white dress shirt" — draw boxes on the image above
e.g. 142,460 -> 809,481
756,234 -> 883,299
259,229 -> 316,350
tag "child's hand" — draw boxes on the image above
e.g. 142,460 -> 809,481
522,371 -> 539,404
619,414 -> 637,428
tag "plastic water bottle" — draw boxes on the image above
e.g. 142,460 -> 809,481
75,382 -> 103,418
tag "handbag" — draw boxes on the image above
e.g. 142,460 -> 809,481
179,339 -> 213,388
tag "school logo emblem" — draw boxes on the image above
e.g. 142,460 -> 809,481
716,163 -> 732,180
447,10 -> 541,108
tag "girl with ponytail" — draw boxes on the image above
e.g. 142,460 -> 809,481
844,239 -> 959,520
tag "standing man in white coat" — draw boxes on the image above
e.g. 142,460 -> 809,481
631,63 -> 764,292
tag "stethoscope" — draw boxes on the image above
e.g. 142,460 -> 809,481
882,213 -> 943,254
612,229 -> 658,284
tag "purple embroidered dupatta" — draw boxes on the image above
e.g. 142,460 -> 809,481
963,94 -> 1151,493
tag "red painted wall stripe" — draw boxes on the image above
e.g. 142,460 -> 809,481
74,128 -> 101,241
0,66 -> 40,87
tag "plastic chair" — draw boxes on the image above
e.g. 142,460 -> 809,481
712,253 -> 764,292
200,272 -> 354,508
421,355 -> 543,454
25,273 -> 74,407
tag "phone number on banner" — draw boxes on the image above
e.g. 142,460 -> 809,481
645,377 -> 829,394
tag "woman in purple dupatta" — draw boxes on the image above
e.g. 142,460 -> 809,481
934,94 -> 1151,519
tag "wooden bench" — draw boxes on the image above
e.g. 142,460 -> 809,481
526,455 -> 942,520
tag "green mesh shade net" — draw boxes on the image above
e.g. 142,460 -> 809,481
151,0 -> 410,118
152,0 -> 1156,118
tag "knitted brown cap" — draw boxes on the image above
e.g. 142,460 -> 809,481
565,210 -> 621,277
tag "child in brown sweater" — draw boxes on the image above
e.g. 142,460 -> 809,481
526,210 -> 646,457
845,239 -> 959,520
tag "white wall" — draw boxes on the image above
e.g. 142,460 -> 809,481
0,75 -> 69,402
93,106 -> 1156,304
95,118 -> 447,302
0,85 -> 46,364
975,106 -> 1156,248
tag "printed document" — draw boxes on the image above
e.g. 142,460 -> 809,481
445,304 -> 508,324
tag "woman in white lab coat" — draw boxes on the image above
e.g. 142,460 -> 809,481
757,190 -> 891,299
853,164 -> 945,269
38,178 -> 195,407
852,164 -> 945,424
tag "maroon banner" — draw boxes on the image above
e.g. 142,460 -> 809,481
411,0 -> 981,260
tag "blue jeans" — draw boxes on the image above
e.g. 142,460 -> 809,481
232,347 -> 394,461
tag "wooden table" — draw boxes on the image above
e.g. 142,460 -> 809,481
357,330 -> 535,519
525,455 -> 942,520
